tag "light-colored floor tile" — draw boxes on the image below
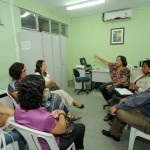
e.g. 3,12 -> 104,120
66,84 -> 150,150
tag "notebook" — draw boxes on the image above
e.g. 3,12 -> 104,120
115,88 -> 133,95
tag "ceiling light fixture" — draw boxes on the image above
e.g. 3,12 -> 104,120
66,0 -> 105,10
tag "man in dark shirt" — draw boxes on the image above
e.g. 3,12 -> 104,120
102,88 -> 150,141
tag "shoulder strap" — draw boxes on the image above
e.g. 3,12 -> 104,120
134,74 -> 149,84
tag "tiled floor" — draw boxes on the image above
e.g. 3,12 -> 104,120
66,84 -> 150,150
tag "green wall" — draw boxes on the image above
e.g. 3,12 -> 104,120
0,0 -> 70,88
0,0 -> 150,87
0,0 -> 17,88
69,7 -> 150,79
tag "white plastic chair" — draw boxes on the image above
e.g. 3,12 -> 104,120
0,117 -> 19,150
8,120 -> 75,150
127,64 -> 133,82
128,127 -> 150,150
0,141 -> 19,150
5,89 -> 17,107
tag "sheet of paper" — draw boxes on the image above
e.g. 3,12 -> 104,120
115,88 -> 133,95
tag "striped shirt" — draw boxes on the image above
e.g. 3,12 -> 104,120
108,63 -> 130,87
8,79 -> 19,95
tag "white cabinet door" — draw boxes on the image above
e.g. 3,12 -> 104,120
19,31 -> 44,74
51,34 -> 62,88
60,36 -> 67,89
42,33 -> 54,77
19,32 -> 67,89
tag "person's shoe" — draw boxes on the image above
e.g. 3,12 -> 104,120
101,130 -> 120,142
73,103 -> 84,109
103,114 -> 113,121
67,113 -> 82,121
108,120 -> 113,126
78,104 -> 84,109
72,115 -> 82,121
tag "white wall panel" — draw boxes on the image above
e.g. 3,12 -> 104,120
42,33 -> 54,77
19,31 -> 44,74
60,36 -> 67,89
51,34 -> 62,88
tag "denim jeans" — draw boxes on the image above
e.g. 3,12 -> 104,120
4,130 -> 26,150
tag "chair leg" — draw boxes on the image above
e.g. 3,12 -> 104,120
77,82 -> 89,95
77,89 -> 89,95
103,104 -> 110,110
128,127 -> 136,150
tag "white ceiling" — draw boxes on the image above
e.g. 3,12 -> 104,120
35,0 -> 150,17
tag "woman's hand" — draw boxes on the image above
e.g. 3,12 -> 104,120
94,55 -> 99,59
120,77 -> 127,83
106,84 -> 113,89
58,110 -> 66,116
49,77 -> 54,83
50,110 -> 66,135
51,110 -> 59,118
119,97 -> 127,102
109,106 -> 117,116
129,83 -> 134,89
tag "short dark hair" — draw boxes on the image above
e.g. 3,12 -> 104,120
117,55 -> 127,67
9,62 -> 24,80
142,60 -> 150,68
18,74 -> 45,110
35,60 -> 47,76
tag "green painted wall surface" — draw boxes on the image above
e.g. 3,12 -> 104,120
0,0 -> 17,88
1,0 -> 150,86
0,0 -> 70,88
70,7 -> 150,79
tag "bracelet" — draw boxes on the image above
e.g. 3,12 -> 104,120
58,113 -> 66,117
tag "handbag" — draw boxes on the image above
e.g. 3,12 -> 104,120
62,117 -> 75,138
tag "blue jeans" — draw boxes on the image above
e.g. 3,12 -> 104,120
4,130 -> 26,150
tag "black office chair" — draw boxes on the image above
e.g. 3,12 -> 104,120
73,69 -> 90,95
103,103 -> 110,110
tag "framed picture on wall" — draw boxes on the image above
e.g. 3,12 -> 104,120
110,28 -> 125,45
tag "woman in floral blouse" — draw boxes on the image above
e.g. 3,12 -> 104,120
94,55 -> 130,104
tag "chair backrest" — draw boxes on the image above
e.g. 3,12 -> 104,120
127,64 -> 133,72
128,127 -> 150,150
8,120 -> 75,150
8,120 -> 60,150
127,64 -> 133,82
6,89 -> 17,107
73,69 -> 80,79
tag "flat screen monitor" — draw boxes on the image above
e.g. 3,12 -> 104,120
80,58 -> 87,65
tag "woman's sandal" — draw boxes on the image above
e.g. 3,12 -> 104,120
67,113 -> 82,121
73,103 -> 84,109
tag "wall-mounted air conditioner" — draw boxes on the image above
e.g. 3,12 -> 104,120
103,9 -> 132,22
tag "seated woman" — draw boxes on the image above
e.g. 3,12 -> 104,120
35,60 -> 84,109
104,60 -> 150,125
8,62 -> 26,101
8,62 -> 81,121
94,55 -> 130,104
14,75 -> 85,150
0,103 -> 26,149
